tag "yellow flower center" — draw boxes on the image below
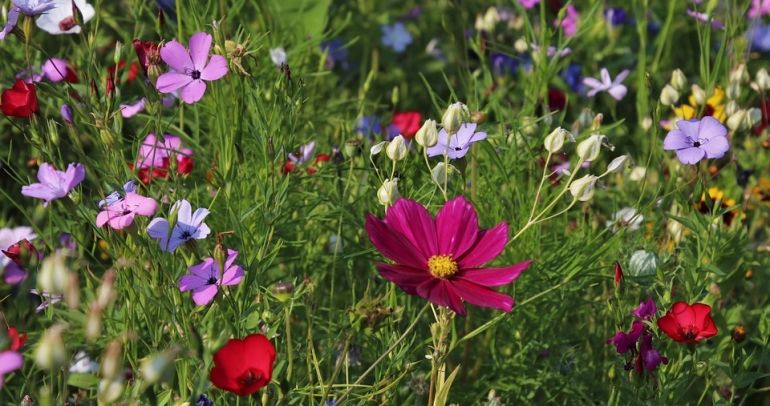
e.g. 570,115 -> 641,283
427,255 -> 458,279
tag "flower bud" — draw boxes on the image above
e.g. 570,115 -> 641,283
64,272 -> 80,309
95,271 -> 117,310
727,83 -> 741,100
441,102 -> 469,135
272,281 -> 295,302
415,119 -> 438,147
544,127 -> 570,153
629,166 -> 647,182
370,141 -> 387,157
628,250 -> 659,277
670,69 -> 687,91
98,379 -> 124,403
641,117 -> 653,131
101,340 -> 123,380
725,100 -> 739,116
514,38 -> 528,53
85,305 -> 103,342
385,135 -> 408,161
691,84 -> 706,105
518,116 -> 538,136
431,162 -> 457,186
755,68 -> 770,91
659,84 -> 679,106
727,110 -> 747,131
569,174 -> 598,201
377,178 -> 399,206
35,324 -> 67,370
576,134 -> 603,161
38,250 -> 69,294
343,139 -> 361,157
746,107 -> 762,127
730,64 -> 748,84
590,113 -> 604,131
141,348 -> 179,384
606,154 -> 629,174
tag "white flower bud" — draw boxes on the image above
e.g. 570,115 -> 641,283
641,117 -> 653,131
475,7 -> 500,32
269,47 -> 287,67
514,38 -> 528,53
38,250 -> 69,294
659,84 -> 679,106
628,250 -> 660,277
576,134 -> 603,161
98,379 -> 124,404
141,348 -> 179,384
35,324 -> 67,370
519,116 -> 538,136
606,155 -> 629,174
442,102 -> 469,135
671,69 -> 687,91
727,110 -> 747,131
569,174 -> 598,201
415,119 -> 438,147
544,127 -> 570,153
370,141 -> 387,156
431,162 -> 456,186
730,64 -> 748,84
725,100 -> 739,116
629,166 -> 647,182
691,84 -> 706,105
755,68 -> 770,91
727,83 -> 741,100
377,178 -> 399,206
746,107 -> 762,127
385,135 -> 408,161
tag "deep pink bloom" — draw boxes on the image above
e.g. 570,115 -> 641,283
179,249 -> 244,305
155,32 -> 228,104
609,320 -> 645,354
632,297 -> 657,320
21,163 -> 84,206
365,196 -> 532,316
41,58 -> 77,83
519,0 -> 540,9
96,192 -> 158,230
555,4 -> 579,37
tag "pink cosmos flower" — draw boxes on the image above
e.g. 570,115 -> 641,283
21,162 -> 85,206
365,196 -> 532,316
155,32 -> 228,104
96,190 -> 158,230
179,249 -> 244,305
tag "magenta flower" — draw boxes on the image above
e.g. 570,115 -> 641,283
608,297 -> 668,374
134,133 -> 193,170
96,187 -> 158,230
555,4 -> 579,37
632,297 -> 657,319
365,196 -> 532,316
663,117 -> 729,165
155,32 -> 228,104
0,350 -> 23,388
41,58 -> 75,82
519,0 -> 540,9
21,163 -> 84,206
178,249 -> 244,305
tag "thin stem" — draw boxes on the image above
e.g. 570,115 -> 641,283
529,152 -> 552,221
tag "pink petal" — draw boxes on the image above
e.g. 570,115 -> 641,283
365,214 -> 427,269
156,72 -> 193,94
96,210 -> 110,227
221,265 -> 243,286
600,68 -> 611,86
120,98 -> 146,118
376,263 -> 431,295
416,279 -> 466,316
191,284 -> 218,306
37,163 -> 59,186
64,163 -> 84,190
179,274 -> 208,292
21,184 -> 55,202
384,199 -> 438,258
188,32 -> 212,71
451,279 -> 514,312
179,80 -> 207,104
456,260 -> 532,287
123,193 -> 158,216
224,249 -> 239,270
457,222 -> 508,268
201,54 -> 228,81
108,213 -> 135,229
160,40 -> 193,72
435,196 -> 479,258
0,351 -> 23,375
582,77 -> 603,90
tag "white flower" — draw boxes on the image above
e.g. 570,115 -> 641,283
659,84 -> 679,106
69,351 -> 99,374
35,0 -> 95,35
606,207 -> 644,231
269,47 -> 287,67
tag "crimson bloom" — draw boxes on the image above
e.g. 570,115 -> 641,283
210,334 -> 276,396
657,301 -> 718,344
391,111 -> 422,139
1,79 -> 38,117
365,196 -> 532,316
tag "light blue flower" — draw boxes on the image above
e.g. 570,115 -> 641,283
381,22 -> 412,53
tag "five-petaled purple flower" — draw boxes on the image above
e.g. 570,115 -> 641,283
21,163 -> 85,206
426,123 -> 487,159
147,199 -> 211,252
178,249 -> 244,305
96,182 -> 158,230
156,32 -> 228,104
663,117 -> 729,165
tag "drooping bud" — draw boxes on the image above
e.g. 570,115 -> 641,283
431,162 -> 457,186
727,110 -> 747,131
729,64 -> 748,84
101,340 -> 123,380
38,250 -> 69,294
98,379 -> 124,403
725,100 -> 739,116
590,113 -> 604,131
576,134 -> 603,161
746,107 -> 762,127
670,69 -> 687,91
691,84 -> 706,105
385,135 -> 408,161
370,141 -> 387,157
544,127 -> 570,153
727,83 -> 741,100
95,271 -> 117,310
377,178 -> 399,206
415,119 -> 438,148
35,324 -> 67,370
659,84 -> 679,106
605,154 -> 629,174
569,174 -> 598,201
755,68 -> 770,91
441,102 -> 469,135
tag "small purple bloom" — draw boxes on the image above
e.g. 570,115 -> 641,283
519,0 -> 540,9
320,38 -> 349,70
749,22 -> 770,52
749,0 -> 770,18
583,68 -> 629,100
687,10 -> 724,30
60,104 -> 73,123
156,32 -> 229,104
120,98 -> 146,118
30,289 -> 63,313
632,297 -> 657,320
381,22 -> 412,53
490,53 -> 519,78
604,7 -> 627,26
639,334 -> 668,372
663,117 -> 729,165
555,5 -> 579,37
608,321 -> 645,354
355,116 -> 381,137
426,123 -> 487,159
147,199 -> 210,252
530,44 -> 572,59
288,141 -> 316,165
21,163 -> 85,206
561,63 -> 583,92
178,249 -> 244,305
41,58 -> 72,82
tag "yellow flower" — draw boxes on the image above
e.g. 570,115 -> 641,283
663,87 -> 727,130
697,186 -> 743,226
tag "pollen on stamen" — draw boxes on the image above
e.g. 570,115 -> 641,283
427,255 -> 458,278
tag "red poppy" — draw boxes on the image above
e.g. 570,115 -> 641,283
657,301 -> 718,344
210,334 -> 276,396
1,80 -> 38,118
391,111 -> 422,139
7,327 -> 27,351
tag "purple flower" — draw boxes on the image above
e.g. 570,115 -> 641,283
321,38 -> 349,70
30,289 -> 63,313
156,32 -> 229,104
355,116 -> 382,137
147,199 -> 210,252
639,334 -> 668,372
120,98 -> 146,118
530,44 -> 572,59
288,141 -> 316,165
381,22 -> 412,53
21,163 -> 85,206
609,321 -> 645,354
561,63 -> 583,92
426,123 -> 487,159
0,350 -> 23,387
663,117 -> 729,165
604,7 -> 628,26
0,0 -> 57,40
60,104 -> 73,123
632,297 -> 657,320
490,53 -> 519,78
178,249 -> 244,305
583,68 -> 629,100
687,10 -> 724,30
749,22 -> 770,52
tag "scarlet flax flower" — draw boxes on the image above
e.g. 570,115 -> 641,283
365,196 -> 532,316
657,301 -> 718,344
210,334 -> 276,396
1,79 -> 38,117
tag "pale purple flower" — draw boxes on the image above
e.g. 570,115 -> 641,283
21,163 -> 85,206
288,141 -> 316,164
120,98 -> 146,118
426,123 -> 487,159
687,10 -> 724,30
30,289 -> 62,313
530,44 -> 572,58
60,104 -> 73,123
35,0 -> 95,35
583,68 -> 629,100
749,0 -> 770,18
178,249 -> 244,305
0,350 -> 23,388
155,32 -> 229,104
96,188 -> 158,230
555,4 -> 579,37
147,199 -> 210,252
269,47 -> 287,67
381,22 -> 412,53
519,0 -> 540,9
0,0 -> 57,40
632,297 -> 657,320
41,58 -> 73,82
16,67 -> 43,83
663,117 -> 729,165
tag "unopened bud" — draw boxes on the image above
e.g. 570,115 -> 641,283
442,102 -> 469,135
415,119 -> 438,148
641,117 -> 653,131
727,83 -> 741,99
544,127 -> 570,153
141,348 -> 180,384
659,84 -> 679,106
577,134 -> 603,162
98,379 -> 124,403
730,64 -> 748,84
747,108 -> 762,127
606,155 -> 629,174
377,178 -> 399,206
514,38 -> 528,53
343,139 -> 361,157
385,135 -> 408,161
591,113 -> 604,131
569,174 -> 598,201
726,100 -> 739,116
35,324 -> 67,370
38,250 -> 69,294
727,110 -> 747,131
755,68 -> 770,91
85,305 -> 102,342
272,281 -> 295,302
670,69 -> 687,91
101,340 -> 123,380
113,42 -> 122,67
370,141 -> 387,157
95,271 -> 117,310
431,162 -> 456,186
65,272 -> 79,309
691,84 -> 706,105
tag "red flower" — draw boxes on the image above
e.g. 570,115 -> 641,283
657,301 -> 718,344
391,111 -> 422,139
132,39 -> 161,76
1,80 -> 38,118
210,334 -> 276,396
613,261 -> 623,287
7,327 -> 27,351
106,61 -> 139,95
548,88 -> 566,112
754,100 -> 769,136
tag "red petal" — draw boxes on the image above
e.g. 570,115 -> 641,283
376,263 -> 431,295
384,198 -> 438,258
435,196 -> 479,258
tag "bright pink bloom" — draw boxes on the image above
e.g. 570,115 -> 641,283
131,133 -> 193,184
555,4 -> 579,37
365,196 -> 532,316
96,192 -> 158,230
749,0 -> 770,18
519,0 -> 540,9
179,249 -> 244,305
155,32 -> 228,104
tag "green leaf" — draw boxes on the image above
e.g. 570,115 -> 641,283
433,364 -> 461,406
67,373 -> 99,389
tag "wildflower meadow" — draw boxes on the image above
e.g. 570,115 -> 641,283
2,0 -> 770,404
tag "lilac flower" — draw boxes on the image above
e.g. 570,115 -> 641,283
21,163 -> 85,206
156,32 -> 229,104
381,22 -> 413,53
0,350 -> 23,387
120,98 -> 146,118
583,68 -> 629,100
147,200 -> 210,252
490,53 -> 519,78
60,104 -> 73,123
663,117 -> 729,165
426,123 -> 487,159
530,44 -> 572,59
604,7 -> 628,26
16,67 -> 43,83
749,23 -> 770,52
555,4 -> 579,37
632,297 -> 657,319
178,249 -> 244,305
30,289 -> 63,313
519,0 -> 540,9
320,38 -> 349,70
41,58 -> 74,82
0,0 -> 57,40
749,0 -> 770,18
35,0 -> 95,35
288,141 -> 316,165
687,10 -> 724,30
